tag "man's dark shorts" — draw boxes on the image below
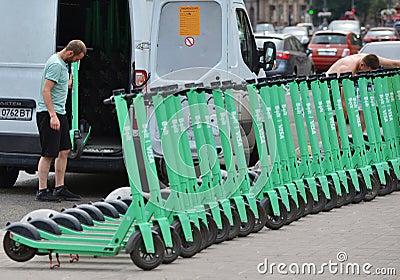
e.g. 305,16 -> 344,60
36,112 -> 71,158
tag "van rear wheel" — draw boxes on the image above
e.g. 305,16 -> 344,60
0,167 -> 19,188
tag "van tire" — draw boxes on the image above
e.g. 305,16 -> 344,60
0,167 -> 19,188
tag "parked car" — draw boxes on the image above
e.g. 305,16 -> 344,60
359,41 -> 400,60
328,20 -> 361,35
281,26 -> 310,46
394,21 -> 400,34
296,22 -> 316,37
255,22 -> 276,34
255,33 -> 314,77
363,27 -> 400,44
308,30 -> 362,72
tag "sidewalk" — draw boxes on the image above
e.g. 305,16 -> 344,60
0,192 -> 399,280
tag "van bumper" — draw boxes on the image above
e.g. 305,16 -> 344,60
0,133 -> 126,173
0,152 -> 126,173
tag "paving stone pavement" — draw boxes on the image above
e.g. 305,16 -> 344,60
0,192 -> 399,280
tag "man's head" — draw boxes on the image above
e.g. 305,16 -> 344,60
359,54 -> 380,72
64,40 -> 87,63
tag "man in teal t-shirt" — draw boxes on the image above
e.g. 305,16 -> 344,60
35,40 -> 86,202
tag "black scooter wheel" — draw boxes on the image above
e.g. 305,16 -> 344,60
227,209 -> 241,240
252,201 -> 267,233
237,205 -> 255,237
3,231 -> 37,262
303,187 -> 314,216
353,172 -> 368,203
311,186 -> 327,214
205,215 -> 218,247
344,177 -> 356,205
323,183 -> 338,212
172,221 -> 202,258
262,197 -> 288,230
129,232 -> 164,270
198,220 -> 209,251
336,184 -> 347,208
364,171 -> 380,201
294,193 -> 306,220
153,225 -> 182,264
389,166 -> 400,191
378,171 -> 394,196
214,212 -> 230,244
285,196 -> 298,225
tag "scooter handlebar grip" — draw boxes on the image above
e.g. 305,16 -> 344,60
103,97 -> 114,105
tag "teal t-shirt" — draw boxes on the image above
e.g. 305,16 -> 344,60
37,54 -> 69,115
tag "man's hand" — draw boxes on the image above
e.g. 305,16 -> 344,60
50,114 -> 60,131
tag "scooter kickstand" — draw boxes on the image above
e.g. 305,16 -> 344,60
70,254 -> 80,263
49,252 -> 61,269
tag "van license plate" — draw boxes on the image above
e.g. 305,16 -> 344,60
0,107 -> 33,121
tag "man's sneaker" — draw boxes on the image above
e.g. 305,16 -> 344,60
53,185 -> 81,201
35,188 -> 61,202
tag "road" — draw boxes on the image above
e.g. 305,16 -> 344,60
0,172 -> 399,279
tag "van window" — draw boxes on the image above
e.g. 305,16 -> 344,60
0,0 -> 57,64
236,9 -> 257,72
156,2 -> 222,78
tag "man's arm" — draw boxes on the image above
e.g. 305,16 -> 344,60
378,56 -> 400,68
42,79 -> 60,131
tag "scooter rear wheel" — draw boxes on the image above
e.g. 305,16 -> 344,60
129,232 -> 164,270
3,231 -> 37,262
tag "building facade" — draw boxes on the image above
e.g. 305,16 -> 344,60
245,0 -> 311,28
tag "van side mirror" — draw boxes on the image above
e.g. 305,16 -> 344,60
306,49 -> 312,56
259,41 -> 276,71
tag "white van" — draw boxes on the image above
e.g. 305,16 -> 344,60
0,0 -> 141,187
0,0 -> 273,188
134,0 -> 273,179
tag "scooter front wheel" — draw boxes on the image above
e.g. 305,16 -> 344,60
173,221 -> 202,258
237,205 -> 255,237
3,231 -> 37,262
153,225 -> 182,264
129,231 -> 165,270
227,210 -> 241,240
364,171 -> 380,201
214,212 -> 230,244
261,197 -> 288,230
205,215 -> 218,247
252,201 -> 267,233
